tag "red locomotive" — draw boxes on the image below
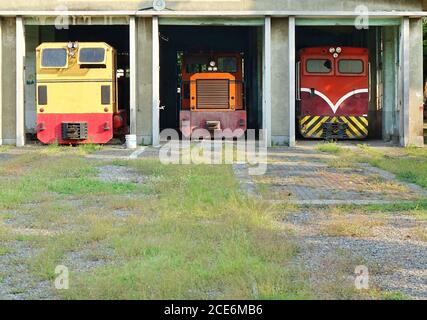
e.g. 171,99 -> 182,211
180,52 -> 247,138
297,47 -> 369,139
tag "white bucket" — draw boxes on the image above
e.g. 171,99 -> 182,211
125,134 -> 138,149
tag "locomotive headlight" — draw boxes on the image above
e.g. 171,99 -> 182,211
329,47 -> 335,53
333,53 -> 339,59
209,61 -> 216,67
336,47 -> 342,54
213,67 -> 218,71
208,67 -> 213,71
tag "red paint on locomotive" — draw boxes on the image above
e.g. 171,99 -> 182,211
297,47 -> 369,139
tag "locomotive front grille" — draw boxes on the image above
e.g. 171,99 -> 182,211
62,122 -> 88,140
196,79 -> 230,110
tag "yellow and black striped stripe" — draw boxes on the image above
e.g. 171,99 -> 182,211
299,115 -> 368,139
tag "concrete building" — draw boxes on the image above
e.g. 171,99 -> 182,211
0,0 -> 426,147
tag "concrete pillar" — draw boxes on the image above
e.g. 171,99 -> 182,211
129,16 -> 137,137
16,17 -> 25,147
271,17 -> 289,146
288,16 -> 296,147
399,17 -> 424,147
1,18 -> 16,145
262,16 -> 272,147
0,18 -> 2,146
382,26 -> 398,142
152,16 -> 160,147
407,18 -> 424,146
400,17 -> 410,147
136,17 -> 153,145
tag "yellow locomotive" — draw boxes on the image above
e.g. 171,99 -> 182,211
36,42 -> 127,144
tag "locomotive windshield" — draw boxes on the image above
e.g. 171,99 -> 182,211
41,48 -> 67,68
338,59 -> 364,74
306,59 -> 332,73
79,48 -> 106,64
186,56 -> 238,73
218,57 -> 237,73
187,63 -> 208,73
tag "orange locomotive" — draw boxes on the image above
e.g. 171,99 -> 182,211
180,52 -> 247,138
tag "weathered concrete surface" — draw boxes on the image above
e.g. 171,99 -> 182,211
1,18 -> 16,145
408,18 -> 424,147
136,18 -> 153,145
0,0 -> 423,11
271,18 -> 289,145
236,146 -> 427,205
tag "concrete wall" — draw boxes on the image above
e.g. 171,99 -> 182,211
271,18 -> 289,145
1,18 -> 16,145
0,0 -> 422,11
408,18 -> 424,146
136,17 -> 153,145
383,26 -> 399,142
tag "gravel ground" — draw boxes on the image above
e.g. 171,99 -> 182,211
97,165 -> 145,184
0,241 -> 55,300
285,211 -> 427,299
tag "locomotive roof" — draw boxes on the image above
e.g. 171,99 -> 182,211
298,47 -> 368,55
36,42 -> 114,51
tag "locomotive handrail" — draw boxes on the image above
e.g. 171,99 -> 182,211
368,62 -> 372,102
296,62 -> 301,101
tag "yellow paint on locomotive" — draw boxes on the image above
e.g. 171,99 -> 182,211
36,42 -> 118,115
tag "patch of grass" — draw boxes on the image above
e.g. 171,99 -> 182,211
327,157 -> 358,169
0,224 -> 14,242
0,247 -> 13,256
57,161 -> 309,300
0,145 -> 11,152
338,201 -> 427,221
316,142 -> 346,154
381,291 -> 410,300
320,215 -> 385,238
41,143 -> 103,156
318,143 -> 427,190
410,226 -> 427,242
77,144 -> 104,154
15,234 -> 40,242
0,155 -> 141,210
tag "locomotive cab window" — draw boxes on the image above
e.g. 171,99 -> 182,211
338,59 -> 364,74
306,59 -> 333,74
186,63 -> 208,73
218,57 -> 238,73
41,48 -> 68,68
79,48 -> 106,65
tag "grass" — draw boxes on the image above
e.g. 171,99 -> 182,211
411,227 -> 427,242
42,143 -> 103,156
0,152 -> 312,300
0,247 -> 13,256
0,145 -> 11,152
316,142 -> 346,154
59,162 -> 308,300
316,143 -> 427,190
336,201 -> 427,222
320,215 -> 385,238
1,147 -> 422,300
0,155 -> 140,210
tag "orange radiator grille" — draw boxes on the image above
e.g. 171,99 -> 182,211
196,79 -> 230,110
